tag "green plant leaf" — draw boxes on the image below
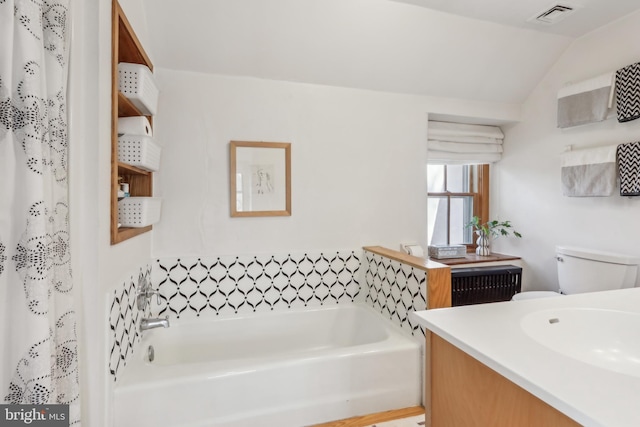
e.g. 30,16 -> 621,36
465,215 -> 522,239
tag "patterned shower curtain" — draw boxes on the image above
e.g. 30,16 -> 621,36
0,0 -> 80,425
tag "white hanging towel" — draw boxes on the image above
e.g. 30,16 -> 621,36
560,145 -> 617,197
557,72 -> 614,128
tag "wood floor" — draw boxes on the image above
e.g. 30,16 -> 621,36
310,406 -> 425,427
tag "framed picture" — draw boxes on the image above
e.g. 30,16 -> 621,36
229,141 -> 291,217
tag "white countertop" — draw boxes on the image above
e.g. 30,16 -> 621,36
412,287 -> 640,427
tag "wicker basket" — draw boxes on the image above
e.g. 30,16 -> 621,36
118,197 -> 162,228
118,135 -> 161,172
118,62 -> 159,115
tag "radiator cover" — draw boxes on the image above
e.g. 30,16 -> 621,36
451,264 -> 522,306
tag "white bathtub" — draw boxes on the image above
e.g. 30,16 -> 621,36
114,303 -> 422,427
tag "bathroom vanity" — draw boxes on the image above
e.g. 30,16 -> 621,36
412,287 -> 640,427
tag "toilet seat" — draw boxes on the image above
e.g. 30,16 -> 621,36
511,291 -> 562,301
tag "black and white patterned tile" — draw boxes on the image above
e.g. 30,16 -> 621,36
107,248 -> 428,382
363,252 -> 427,336
108,264 -> 152,381
151,251 -> 361,318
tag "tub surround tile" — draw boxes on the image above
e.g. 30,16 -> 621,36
109,249 -> 426,385
108,263 -> 152,381
152,251 -> 361,318
151,249 -> 428,336
363,252 -> 427,336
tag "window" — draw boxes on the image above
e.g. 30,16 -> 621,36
427,164 -> 489,249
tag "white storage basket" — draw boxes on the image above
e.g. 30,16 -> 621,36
118,62 -> 159,115
118,197 -> 162,228
118,135 -> 161,172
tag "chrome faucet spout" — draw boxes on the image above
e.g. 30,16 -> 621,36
140,315 -> 170,332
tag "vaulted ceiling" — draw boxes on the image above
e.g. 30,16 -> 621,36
142,0 -> 640,105
391,0 -> 640,37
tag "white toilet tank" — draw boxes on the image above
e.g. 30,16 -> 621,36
557,246 -> 640,294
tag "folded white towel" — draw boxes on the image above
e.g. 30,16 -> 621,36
560,145 -> 617,197
557,72 -> 615,128
560,145 -> 617,167
558,72 -> 615,105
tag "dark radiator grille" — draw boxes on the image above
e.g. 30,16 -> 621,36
451,265 -> 522,306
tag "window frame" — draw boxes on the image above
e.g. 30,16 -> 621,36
428,164 -> 490,251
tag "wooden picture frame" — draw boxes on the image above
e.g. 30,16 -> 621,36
230,141 -> 291,217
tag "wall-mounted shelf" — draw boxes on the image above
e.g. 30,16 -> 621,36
117,91 -> 147,117
111,1 -> 155,244
118,162 -> 150,176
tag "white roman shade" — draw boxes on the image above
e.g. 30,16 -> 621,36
428,121 -> 504,164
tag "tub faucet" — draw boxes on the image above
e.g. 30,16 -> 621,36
137,272 -> 162,312
140,315 -> 170,332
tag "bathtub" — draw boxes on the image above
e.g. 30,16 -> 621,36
113,303 -> 422,427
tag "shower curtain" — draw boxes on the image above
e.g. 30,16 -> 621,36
0,0 -> 80,424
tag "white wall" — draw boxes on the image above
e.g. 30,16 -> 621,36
69,0 -> 153,425
492,10 -> 640,291
151,69 -> 520,258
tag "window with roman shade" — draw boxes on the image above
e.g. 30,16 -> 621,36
427,121 -> 504,164
427,120 -> 500,249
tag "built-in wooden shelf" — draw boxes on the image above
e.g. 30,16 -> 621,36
118,162 -> 150,176
430,252 -> 521,266
111,0 -> 155,245
117,92 -> 142,117
115,225 -> 153,243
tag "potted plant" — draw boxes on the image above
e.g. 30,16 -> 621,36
466,216 -> 522,256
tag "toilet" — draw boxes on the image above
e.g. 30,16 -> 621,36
512,246 -> 640,301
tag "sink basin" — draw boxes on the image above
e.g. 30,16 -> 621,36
521,308 -> 640,377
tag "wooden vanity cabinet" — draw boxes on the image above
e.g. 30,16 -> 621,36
425,333 -> 580,427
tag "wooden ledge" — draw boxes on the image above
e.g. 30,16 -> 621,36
430,252 -> 521,266
363,246 -> 449,273
363,246 -> 451,309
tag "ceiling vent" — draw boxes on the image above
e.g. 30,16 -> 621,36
528,4 -> 576,25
